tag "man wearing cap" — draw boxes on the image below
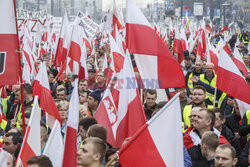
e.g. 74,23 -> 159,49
182,51 -> 195,76
87,89 -> 102,116
88,69 -> 97,89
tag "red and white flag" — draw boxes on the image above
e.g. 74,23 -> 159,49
43,120 -> 64,167
95,52 -> 146,147
54,11 -> 70,68
33,62 -> 62,128
207,42 -> 219,73
16,96 -> 41,167
109,35 -> 125,74
217,45 -> 250,104
118,93 -> 183,167
219,22 -> 234,34
173,28 -> 185,64
62,79 -> 79,167
0,0 -> 20,86
67,17 -> 86,77
126,0 -> 185,89
232,47 -> 248,77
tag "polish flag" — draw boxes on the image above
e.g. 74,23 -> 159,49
43,120 -> 64,167
219,22 -> 234,34
109,35 -> 125,73
232,47 -> 248,77
126,0 -> 185,89
22,62 -> 31,84
33,62 -> 62,128
217,45 -> 250,104
54,11 -> 70,68
67,17 -> 86,76
0,0 -> 20,86
62,79 -> 79,167
113,0 -> 124,31
95,51 -> 146,147
16,96 -> 41,167
173,28 -> 185,64
82,30 -> 92,54
101,53 -> 109,74
207,42 -> 219,73
118,93 -> 183,167
78,42 -> 88,81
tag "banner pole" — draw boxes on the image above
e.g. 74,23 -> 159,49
14,0 -> 26,134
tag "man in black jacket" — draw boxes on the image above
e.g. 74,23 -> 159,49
213,108 -> 242,157
188,131 -> 219,167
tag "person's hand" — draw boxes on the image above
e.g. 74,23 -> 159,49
190,76 -> 199,83
10,119 -> 16,128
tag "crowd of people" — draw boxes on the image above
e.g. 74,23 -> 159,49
0,10 -> 250,167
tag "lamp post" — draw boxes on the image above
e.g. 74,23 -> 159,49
221,2 -> 230,27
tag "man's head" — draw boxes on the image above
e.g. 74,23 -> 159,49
189,107 -> 202,126
215,144 -> 238,167
43,53 -> 50,67
192,108 -> 215,132
79,90 -> 89,105
13,84 -> 21,103
192,85 -> 206,106
145,89 -> 157,109
23,83 -> 33,100
97,72 -> 106,85
27,155 -> 53,167
205,63 -> 214,77
88,90 -> 101,110
47,71 -> 55,84
175,88 -> 187,101
201,131 -> 219,160
77,137 -> 107,166
243,55 -> 249,65
56,86 -> 67,100
212,108 -> 225,131
40,121 -> 48,145
3,132 -> 23,154
88,69 -> 96,82
195,60 -> 203,72
56,100 -> 69,121
79,117 -> 97,139
87,124 -> 107,142
79,79 -> 89,91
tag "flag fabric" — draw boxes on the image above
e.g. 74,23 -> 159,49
0,149 -> 8,167
43,120 -> 64,167
232,47 -> 248,77
16,96 -> 41,167
95,51 -> 146,147
0,0 -> 20,86
62,79 -> 79,167
126,0 -> 185,89
78,42 -> 88,81
67,17 -> 86,76
216,44 -> 250,104
207,42 -> 219,73
219,23 -> 234,34
54,11 -> 70,68
33,62 -> 62,128
118,93 -> 184,167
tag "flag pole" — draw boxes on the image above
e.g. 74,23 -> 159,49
213,73 -> 217,108
13,0 -> 26,134
104,153 -> 118,167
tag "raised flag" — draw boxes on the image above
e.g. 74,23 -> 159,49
232,47 -> 248,77
62,79 -> 79,167
16,96 -> 41,167
95,51 -> 146,147
217,44 -> 250,104
126,0 -> 185,89
118,93 -> 183,167
33,62 -> 62,128
43,120 -> 64,167
54,11 -> 70,68
0,0 -> 20,86
219,23 -> 234,34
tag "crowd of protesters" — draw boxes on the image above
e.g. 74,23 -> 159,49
0,20 -> 250,167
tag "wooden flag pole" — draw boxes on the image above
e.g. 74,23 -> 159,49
104,153 -> 118,167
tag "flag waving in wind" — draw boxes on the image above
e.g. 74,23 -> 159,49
126,0 -> 185,89
118,93 -> 183,167
0,0 -> 20,86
